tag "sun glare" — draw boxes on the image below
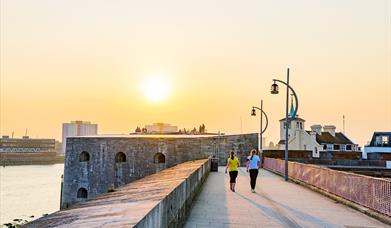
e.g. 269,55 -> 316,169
141,77 -> 171,102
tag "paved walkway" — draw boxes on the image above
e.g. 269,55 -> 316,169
184,167 -> 389,228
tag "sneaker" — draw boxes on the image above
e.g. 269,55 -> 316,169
251,189 -> 256,193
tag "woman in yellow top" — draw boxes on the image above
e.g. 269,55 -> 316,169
225,150 -> 239,192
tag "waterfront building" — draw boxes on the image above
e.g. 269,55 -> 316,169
62,121 -> 98,154
145,123 -> 178,134
0,135 -> 55,153
277,103 -> 358,157
55,140 -> 63,155
363,132 -> 391,159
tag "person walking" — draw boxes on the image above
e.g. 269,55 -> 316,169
225,150 -> 239,192
246,149 -> 261,193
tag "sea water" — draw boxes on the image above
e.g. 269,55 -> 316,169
0,164 -> 64,225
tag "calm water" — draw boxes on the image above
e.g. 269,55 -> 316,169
0,164 -> 64,225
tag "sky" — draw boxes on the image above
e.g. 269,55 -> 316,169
0,0 -> 390,147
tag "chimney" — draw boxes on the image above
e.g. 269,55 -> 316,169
310,125 -> 322,135
323,125 -> 336,136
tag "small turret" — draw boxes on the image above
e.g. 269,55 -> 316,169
288,94 -> 296,118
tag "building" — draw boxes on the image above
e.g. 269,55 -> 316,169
363,132 -> 391,159
61,133 -> 257,207
145,123 -> 178,134
277,103 -> 358,157
55,140 -> 63,155
62,121 -> 98,154
0,135 -> 55,153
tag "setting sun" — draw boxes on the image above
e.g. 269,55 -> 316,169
141,76 -> 171,102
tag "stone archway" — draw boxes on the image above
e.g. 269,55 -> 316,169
114,152 -> 127,187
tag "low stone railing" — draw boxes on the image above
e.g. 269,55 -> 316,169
25,159 -> 210,228
264,157 -> 391,217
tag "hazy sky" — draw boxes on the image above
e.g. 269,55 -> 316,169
0,0 -> 390,147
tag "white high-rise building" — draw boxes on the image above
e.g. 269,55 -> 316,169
62,121 -> 98,154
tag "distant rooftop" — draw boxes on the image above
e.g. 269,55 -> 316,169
67,120 -> 95,124
69,134 -> 221,139
316,132 -> 354,145
1,135 -> 54,140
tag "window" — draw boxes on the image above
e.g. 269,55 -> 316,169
346,145 -> 352,150
79,151 -> 90,162
296,122 -> 299,128
115,152 -> 126,163
77,188 -> 88,199
382,136 -> 389,146
323,144 -> 327,150
333,145 -> 340,151
154,153 -> 165,164
375,136 -> 382,146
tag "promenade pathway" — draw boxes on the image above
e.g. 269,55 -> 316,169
184,167 -> 389,228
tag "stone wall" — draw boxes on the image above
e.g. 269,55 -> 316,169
61,134 -> 257,208
26,159 -> 210,228
135,159 -> 210,228
199,133 -> 258,166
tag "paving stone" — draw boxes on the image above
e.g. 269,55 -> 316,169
184,167 -> 389,228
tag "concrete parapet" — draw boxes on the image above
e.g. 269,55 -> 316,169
264,157 -> 391,222
25,159 -> 210,228
135,159 -> 210,228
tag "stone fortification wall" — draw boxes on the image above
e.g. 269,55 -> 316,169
135,159 -> 210,228
62,133 -> 257,208
26,159 -> 210,228
199,133 -> 258,166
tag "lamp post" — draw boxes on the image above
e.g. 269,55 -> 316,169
271,68 -> 298,181
251,100 -> 269,167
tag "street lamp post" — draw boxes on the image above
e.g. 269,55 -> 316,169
251,100 -> 269,167
271,68 -> 298,181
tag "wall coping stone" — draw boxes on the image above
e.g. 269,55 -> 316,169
25,159 -> 210,228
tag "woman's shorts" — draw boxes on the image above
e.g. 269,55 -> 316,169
229,171 -> 238,183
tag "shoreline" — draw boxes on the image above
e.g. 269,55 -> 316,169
0,152 -> 64,166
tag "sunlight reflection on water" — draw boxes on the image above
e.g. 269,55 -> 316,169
0,164 -> 64,224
